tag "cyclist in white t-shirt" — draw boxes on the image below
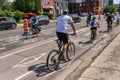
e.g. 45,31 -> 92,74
56,10 -> 76,59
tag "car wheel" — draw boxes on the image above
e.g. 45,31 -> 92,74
11,24 -> 16,29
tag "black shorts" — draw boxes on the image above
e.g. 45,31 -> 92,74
90,27 -> 97,30
56,32 -> 68,44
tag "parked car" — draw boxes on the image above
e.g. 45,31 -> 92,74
68,14 -> 81,23
79,13 -> 88,17
0,17 -> 17,30
29,15 -> 50,26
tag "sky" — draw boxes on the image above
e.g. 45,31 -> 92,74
114,0 -> 120,4
9,0 -> 120,4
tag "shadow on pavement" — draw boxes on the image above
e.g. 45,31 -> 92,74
78,40 -> 92,45
99,30 -> 108,33
28,63 -> 51,77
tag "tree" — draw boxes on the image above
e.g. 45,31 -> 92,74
13,0 -> 40,13
0,0 -> 12,10
103,5 -> 117,13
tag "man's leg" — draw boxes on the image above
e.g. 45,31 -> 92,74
62,44 -> 68,56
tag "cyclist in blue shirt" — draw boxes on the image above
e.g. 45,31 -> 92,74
31,16 -> 41,34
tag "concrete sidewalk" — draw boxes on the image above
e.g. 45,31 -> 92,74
78,33 -> 120,80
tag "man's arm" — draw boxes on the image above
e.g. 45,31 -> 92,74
70,22 -> 76,35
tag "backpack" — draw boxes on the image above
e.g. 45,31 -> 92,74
90,20 -> 95,27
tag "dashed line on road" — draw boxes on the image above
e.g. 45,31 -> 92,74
92,44 -> 102,50
14,68 -> 38,80
0,27 -> 89,60
85,33 -> 90,36
12,53 -> 47,68
0,47 -> 6,50
2,40 -> 19,46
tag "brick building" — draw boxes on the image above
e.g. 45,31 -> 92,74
68,0 -> 102,15
40,0 -> 54,14
40,0 -> 68,17
80,0 -> 102,14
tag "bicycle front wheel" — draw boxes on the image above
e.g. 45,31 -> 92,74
66,42 -> 75,61
46,49 -> 60,71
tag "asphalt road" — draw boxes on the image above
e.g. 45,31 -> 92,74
0,16 -> 120,80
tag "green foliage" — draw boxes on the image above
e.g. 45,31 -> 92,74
38,11 -> 43,15
0,0 -> 12,11
13,10 -> 24,22
104,5 -> 117,13
13,0 -> 40,13
0,10 -> 23,22
43,12 -> 54,19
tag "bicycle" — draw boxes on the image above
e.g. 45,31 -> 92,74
116,19 -> 119,26
28,22 -> 41,37
90,28 -> 97,43
46,34 -> 75,71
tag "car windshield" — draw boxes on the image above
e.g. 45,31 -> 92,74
5,17 -> 13,21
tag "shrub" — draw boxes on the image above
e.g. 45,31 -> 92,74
13,10 -> 24,22
43,12 -> 54,19
0,10 -> 24,22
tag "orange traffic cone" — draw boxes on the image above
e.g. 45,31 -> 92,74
23,19 -> 29,36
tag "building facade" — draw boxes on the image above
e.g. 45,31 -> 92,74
54,0 -> 68,17
102,0 -> 108,12
108,0 -> 113,5
71,0 -> 102,15
40,0 -> 68,17
40,0 -> 54,14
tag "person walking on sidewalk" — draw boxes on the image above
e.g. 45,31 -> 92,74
56,10 -> 76,59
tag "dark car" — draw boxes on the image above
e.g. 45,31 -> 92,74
68,14 -> 81,23
29,15 -> 50,26
0,17 -> 17,30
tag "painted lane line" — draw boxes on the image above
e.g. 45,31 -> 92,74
92,44 -> 102,50
0,27 -> 88,60
3,41 -> 19,46
12,53 -> 47,68
85,33 -> 90,36
0,47 -> 6,50
0,37 -> 9,42
0,37 -> 56,60
14,67 -> 38,80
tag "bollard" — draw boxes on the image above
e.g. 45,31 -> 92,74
23,19 -> 29,37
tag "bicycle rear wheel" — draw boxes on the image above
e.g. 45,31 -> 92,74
66,42 -> 75,61
46,49 -> 60,71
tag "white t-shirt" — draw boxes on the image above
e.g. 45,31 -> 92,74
56,14 -> 73,33
115,13 -> 120,19
90,19 -> 99,28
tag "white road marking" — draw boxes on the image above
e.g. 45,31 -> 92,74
85,33 -> 90,36
92,44 -> 102,50
0,47 -> 6,50
0,37 -> 56,60
0,27 -> 88,60
12,53 -> 47,68
3,41 -> 18,46
14,67 -> 38,80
